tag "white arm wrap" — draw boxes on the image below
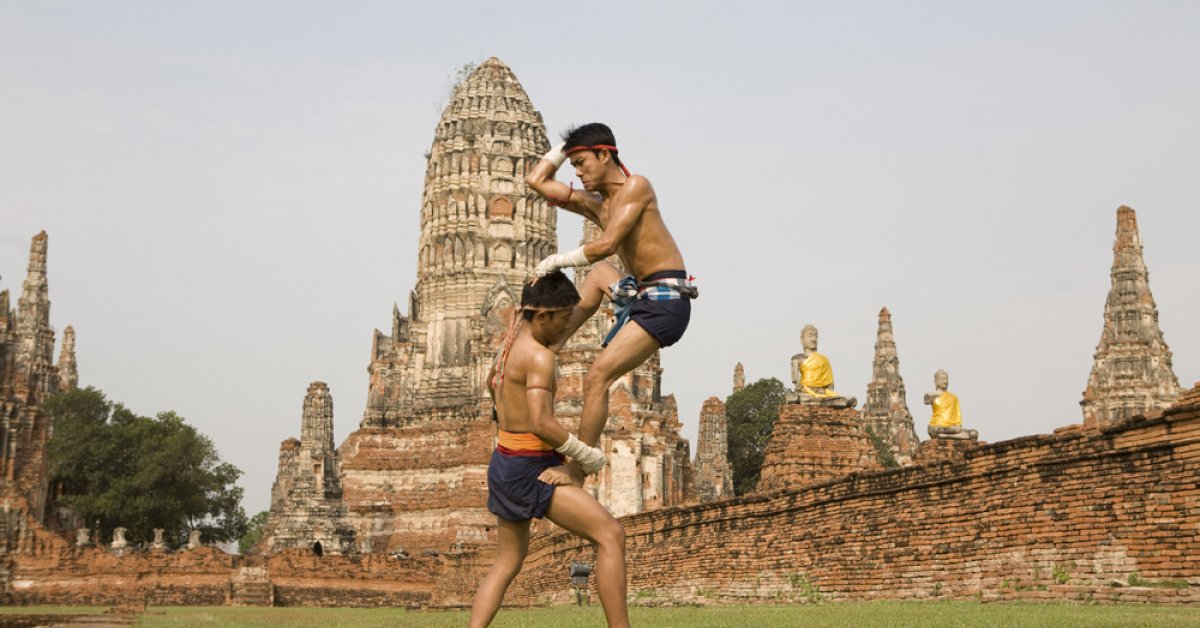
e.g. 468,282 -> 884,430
534,246 -> 590,277
541,142 -> 567,168
555,433 -> 607,475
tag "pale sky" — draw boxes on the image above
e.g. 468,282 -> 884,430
2,1 -> 1197,518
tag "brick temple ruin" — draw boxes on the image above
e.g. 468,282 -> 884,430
259,57 -> 696,557
0,57 -> 1194,608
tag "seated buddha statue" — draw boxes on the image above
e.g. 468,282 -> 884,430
786,324 -> 856,408
923,369 -> 978,440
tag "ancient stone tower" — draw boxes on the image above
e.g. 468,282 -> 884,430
56,327 -> 77,393
693,396 -> 733,502
361,57 -> 555,427
861,307 -> 919,465
733,362 -> 745,393
261,382 -> 354,554
0,232 -> 75,523
1081,206 -> 1182,428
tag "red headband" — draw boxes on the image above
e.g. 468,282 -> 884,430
564,144 -> 631,177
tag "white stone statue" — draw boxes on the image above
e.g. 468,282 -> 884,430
152,528 -> 166,550
111,527 -> 128,550
186,529 -> 203,549
75,528 -> 92,547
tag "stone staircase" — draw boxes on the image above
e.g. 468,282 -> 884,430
230,566 -> 273,606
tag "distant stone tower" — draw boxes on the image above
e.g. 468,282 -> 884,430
861,307 -> 919,465
0,232 -> 75,523
733,362 -> 745,393
261,382 -> 354,554
1081,206 -> 1182,428
57,326 -> 78,392
693,397 -> 733,501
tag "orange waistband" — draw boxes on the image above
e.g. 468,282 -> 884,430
497,429 -> 554,452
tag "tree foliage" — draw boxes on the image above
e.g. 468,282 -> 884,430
239,510 -> 270,555
725,378 -> 787,495
45,387 -> 247,548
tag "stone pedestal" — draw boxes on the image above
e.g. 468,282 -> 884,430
756,405 -> 880,492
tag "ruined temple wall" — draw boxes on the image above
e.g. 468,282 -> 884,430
503,389 -> 1200,606
338,420 -> 494,553
265,549 -> 437,607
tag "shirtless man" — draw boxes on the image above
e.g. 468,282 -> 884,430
469,271 -> 629,628
526,123 -> 696,449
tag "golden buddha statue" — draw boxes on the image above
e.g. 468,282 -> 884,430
786,324 -> 856,408
923,369 -> 977,440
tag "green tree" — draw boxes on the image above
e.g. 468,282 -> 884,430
725,378 -> 787,495
239,510 -> 270,555
46,387 -> 248,548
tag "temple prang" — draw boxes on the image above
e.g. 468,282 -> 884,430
0,232 -> 78,527
258,382 -> 354,555
860,307 -> 919,465
692,396 -> 733,502
1081,205 -> 1182,428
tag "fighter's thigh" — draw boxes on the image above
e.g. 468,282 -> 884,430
545,485 -> 622,544
579,261 -> 621,307
591,320 -> 661,381
494,516 -> 532,566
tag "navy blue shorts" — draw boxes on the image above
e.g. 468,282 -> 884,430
630,270 -> 692,348
486,448 -> 563,522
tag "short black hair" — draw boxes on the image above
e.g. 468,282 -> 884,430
562,122 -> 623,170
521,270 -> 580,321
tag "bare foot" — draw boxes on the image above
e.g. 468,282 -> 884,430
538,461 -> 585,487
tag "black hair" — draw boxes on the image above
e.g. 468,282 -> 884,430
561,122 -> 623,170
521,270 -> 580,321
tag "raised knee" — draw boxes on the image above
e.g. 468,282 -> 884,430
584,369 -> 608,393
596,519 -> 625,550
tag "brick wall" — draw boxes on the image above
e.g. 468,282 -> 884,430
503,387 -> 1200,606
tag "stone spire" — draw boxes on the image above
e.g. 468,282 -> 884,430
14,231 -> 56,400
57,325 -> 77,391
1081,206 -> 1182,428
693,397 -> 733,501
299,382 -> 339,497
861,307 -> 919,466
412,56 -> 555,368
733,363 -> 745,393
261,381 -> 354,554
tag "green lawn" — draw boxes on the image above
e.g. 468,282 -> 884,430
127,602 -> 1200,627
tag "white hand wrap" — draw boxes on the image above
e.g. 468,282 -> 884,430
555,433 -> 607,475
534,246 -> 589,277
541,142 -> 567,168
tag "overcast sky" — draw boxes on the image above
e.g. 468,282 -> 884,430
3,1 -> 1197,518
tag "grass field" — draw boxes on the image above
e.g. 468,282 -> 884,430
122,602 -> 1200,627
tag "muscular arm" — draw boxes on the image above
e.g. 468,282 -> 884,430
523,350 -> 570,448
584,175 -> 652,259
525,152 -> 596,220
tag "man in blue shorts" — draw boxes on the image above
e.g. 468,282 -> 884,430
469,271 -> 629,628
526,123 -> 697,455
